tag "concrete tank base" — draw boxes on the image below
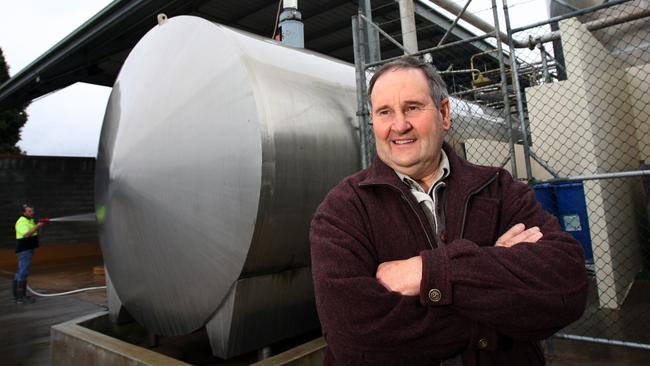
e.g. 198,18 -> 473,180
51,312 -> 325,366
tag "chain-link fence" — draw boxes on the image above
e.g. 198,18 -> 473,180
511,0 -> 650,349
353,0 -> 650,350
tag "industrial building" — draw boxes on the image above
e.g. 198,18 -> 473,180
0,0 -> 649,365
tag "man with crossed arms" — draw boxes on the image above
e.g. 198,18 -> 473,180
310,56 -> 587,365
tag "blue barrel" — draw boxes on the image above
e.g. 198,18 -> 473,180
533,183 -> 557,216
533,182 -> 593,264
554,182 -> 594,263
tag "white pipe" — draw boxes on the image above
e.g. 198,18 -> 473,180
283,0 -> 298,9
428,0 -> 649,49
429,0 -> 513,44
398,0 -> 419,54
586,8 -> 650,31
426,0 -> 531,48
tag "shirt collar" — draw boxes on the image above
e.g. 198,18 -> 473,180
395,149 -> 451,195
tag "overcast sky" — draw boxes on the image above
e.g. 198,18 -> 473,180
0,0 -> 548,157
0,1 -> 113,157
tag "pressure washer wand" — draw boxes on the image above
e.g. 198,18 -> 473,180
36,213 -> 96,223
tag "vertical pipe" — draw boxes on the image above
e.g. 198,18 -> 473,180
550,22 -> 566,80
361,0 -> 381,62
491,0 -> 518,178
283,0 -> 297,8
279,0 -> 304,48
502,0 -> 533,181
397,0 -> 418,54
538,43 -> 551,83
352,15 -> 371,168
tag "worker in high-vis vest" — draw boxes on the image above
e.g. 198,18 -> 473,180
14,204 -> 44,303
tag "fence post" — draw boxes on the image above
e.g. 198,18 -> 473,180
502,0 -> 534,181
352,14 -> 371,169
491,0 -> 519,179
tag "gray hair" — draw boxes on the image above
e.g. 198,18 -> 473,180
367,56 -> 449,109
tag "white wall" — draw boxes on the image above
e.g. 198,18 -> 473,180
524,18 -> 647,309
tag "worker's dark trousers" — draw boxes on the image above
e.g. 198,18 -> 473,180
12,280 -> 18,300
13,280 -> 34,303
14,250 -> 35,303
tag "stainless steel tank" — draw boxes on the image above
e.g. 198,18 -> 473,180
95,15 -> 359,357
95,14 -> 518,359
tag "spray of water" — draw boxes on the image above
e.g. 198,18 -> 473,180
47,213 -> 97,222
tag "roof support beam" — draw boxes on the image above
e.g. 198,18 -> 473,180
411,1 -> 493,54
218,0 -> 279,24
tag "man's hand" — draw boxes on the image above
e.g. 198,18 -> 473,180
376,224 -> 542,295
496,223 -> 542,248
24,222 -> 45,238
376,255 -> 422,296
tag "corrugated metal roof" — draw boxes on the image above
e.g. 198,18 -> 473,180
0,0 -> 496,110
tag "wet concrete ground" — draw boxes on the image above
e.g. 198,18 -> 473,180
546,338 -> 650,365
0,254 -> 106,366
0,252 -> 649,365
561,277 -> 650,346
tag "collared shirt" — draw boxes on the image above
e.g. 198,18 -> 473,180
395,150 -> 451,243
395,150 -> 460,365
395,150 -> 450,202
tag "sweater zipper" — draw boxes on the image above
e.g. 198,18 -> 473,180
363,183 -> 435,249
430,181 -> 446,243
459,172 -> 499,239
402,194 -> 435,249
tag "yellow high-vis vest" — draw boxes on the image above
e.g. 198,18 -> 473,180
15,216 -> 38,239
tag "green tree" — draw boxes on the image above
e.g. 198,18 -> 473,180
0,47 -> 29,154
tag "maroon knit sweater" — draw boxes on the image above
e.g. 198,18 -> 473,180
310,143 -> 588,365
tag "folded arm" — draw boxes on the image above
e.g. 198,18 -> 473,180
310,189 -> 496,361
418,175 -> 588,339
376,223 -> 543,295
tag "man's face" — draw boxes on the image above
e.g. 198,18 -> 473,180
23,208 -> 34,218
370,68 -> 450,180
